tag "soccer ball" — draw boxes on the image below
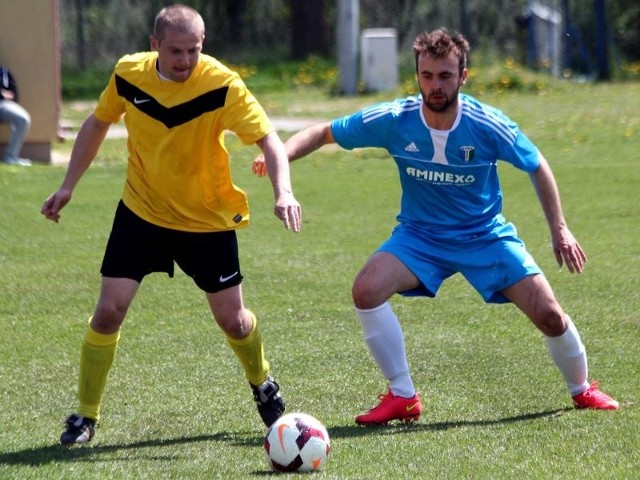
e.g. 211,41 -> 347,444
264,412 -> 330,473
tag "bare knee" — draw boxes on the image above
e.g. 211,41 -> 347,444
92,301 -> 128,332
216,309 -> 254,340
352,277 -> 383,310
351,281 -> 367,309
531,308 -> 567,337
351,254 -> 414,309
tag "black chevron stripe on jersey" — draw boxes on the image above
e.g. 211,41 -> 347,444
115,74 -> 229,128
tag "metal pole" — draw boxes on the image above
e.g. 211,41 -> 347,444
337,0 -> 359,95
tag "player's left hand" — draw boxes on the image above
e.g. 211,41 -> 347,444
274,194 -> 302,233
552,226 -> 587,273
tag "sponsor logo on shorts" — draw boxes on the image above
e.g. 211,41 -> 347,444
219,272 -> 239,283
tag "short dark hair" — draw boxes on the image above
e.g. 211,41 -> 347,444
412,29 -> 470,75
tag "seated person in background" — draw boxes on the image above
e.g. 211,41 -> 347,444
0,66 -> 31,166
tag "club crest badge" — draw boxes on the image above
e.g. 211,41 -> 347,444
460,146 -> 475,162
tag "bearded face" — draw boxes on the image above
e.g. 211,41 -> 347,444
416,52 -> 467,114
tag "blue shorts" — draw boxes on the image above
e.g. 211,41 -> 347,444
377,222 -> 542,304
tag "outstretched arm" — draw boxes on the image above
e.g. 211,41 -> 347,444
41,114 -> 111,223
256,131 -> 302,232
252,122 -> 335,177
530,153 -> 587,273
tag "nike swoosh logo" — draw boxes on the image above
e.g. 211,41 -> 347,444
406,401 -> 420,412
219,272 -> 239,283
277,423 -> 288,450
133,97 -> 151,104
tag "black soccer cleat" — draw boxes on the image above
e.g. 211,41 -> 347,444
251,375 -> 285,427
60,414 -> 96,445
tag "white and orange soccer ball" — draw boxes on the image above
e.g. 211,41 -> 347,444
264,412 -> 330,473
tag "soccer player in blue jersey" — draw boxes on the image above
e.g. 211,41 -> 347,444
254,28 -> 618,424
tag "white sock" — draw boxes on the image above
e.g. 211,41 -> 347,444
355,302 -> 416,398
544,316 -> 589,396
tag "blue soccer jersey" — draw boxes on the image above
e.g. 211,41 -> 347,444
331,93 -> 540,241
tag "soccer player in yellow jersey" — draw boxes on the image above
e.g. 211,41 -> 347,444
41,4 -> 302,445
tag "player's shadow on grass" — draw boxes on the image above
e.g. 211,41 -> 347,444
0,408 -> 571,467
0,431 -> 264,467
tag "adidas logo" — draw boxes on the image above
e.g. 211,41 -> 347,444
404,142 -> 419,152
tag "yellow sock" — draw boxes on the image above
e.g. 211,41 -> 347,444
77,321 -> 120,421
225,311 -> 270,386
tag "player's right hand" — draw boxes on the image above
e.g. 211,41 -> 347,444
41,190 -> 72,223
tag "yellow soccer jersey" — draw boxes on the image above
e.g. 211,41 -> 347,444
94,51 -> 274,232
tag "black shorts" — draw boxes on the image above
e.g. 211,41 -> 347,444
101,201 -> 243,293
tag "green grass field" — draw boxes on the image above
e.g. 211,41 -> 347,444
1,80 -> 638,479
